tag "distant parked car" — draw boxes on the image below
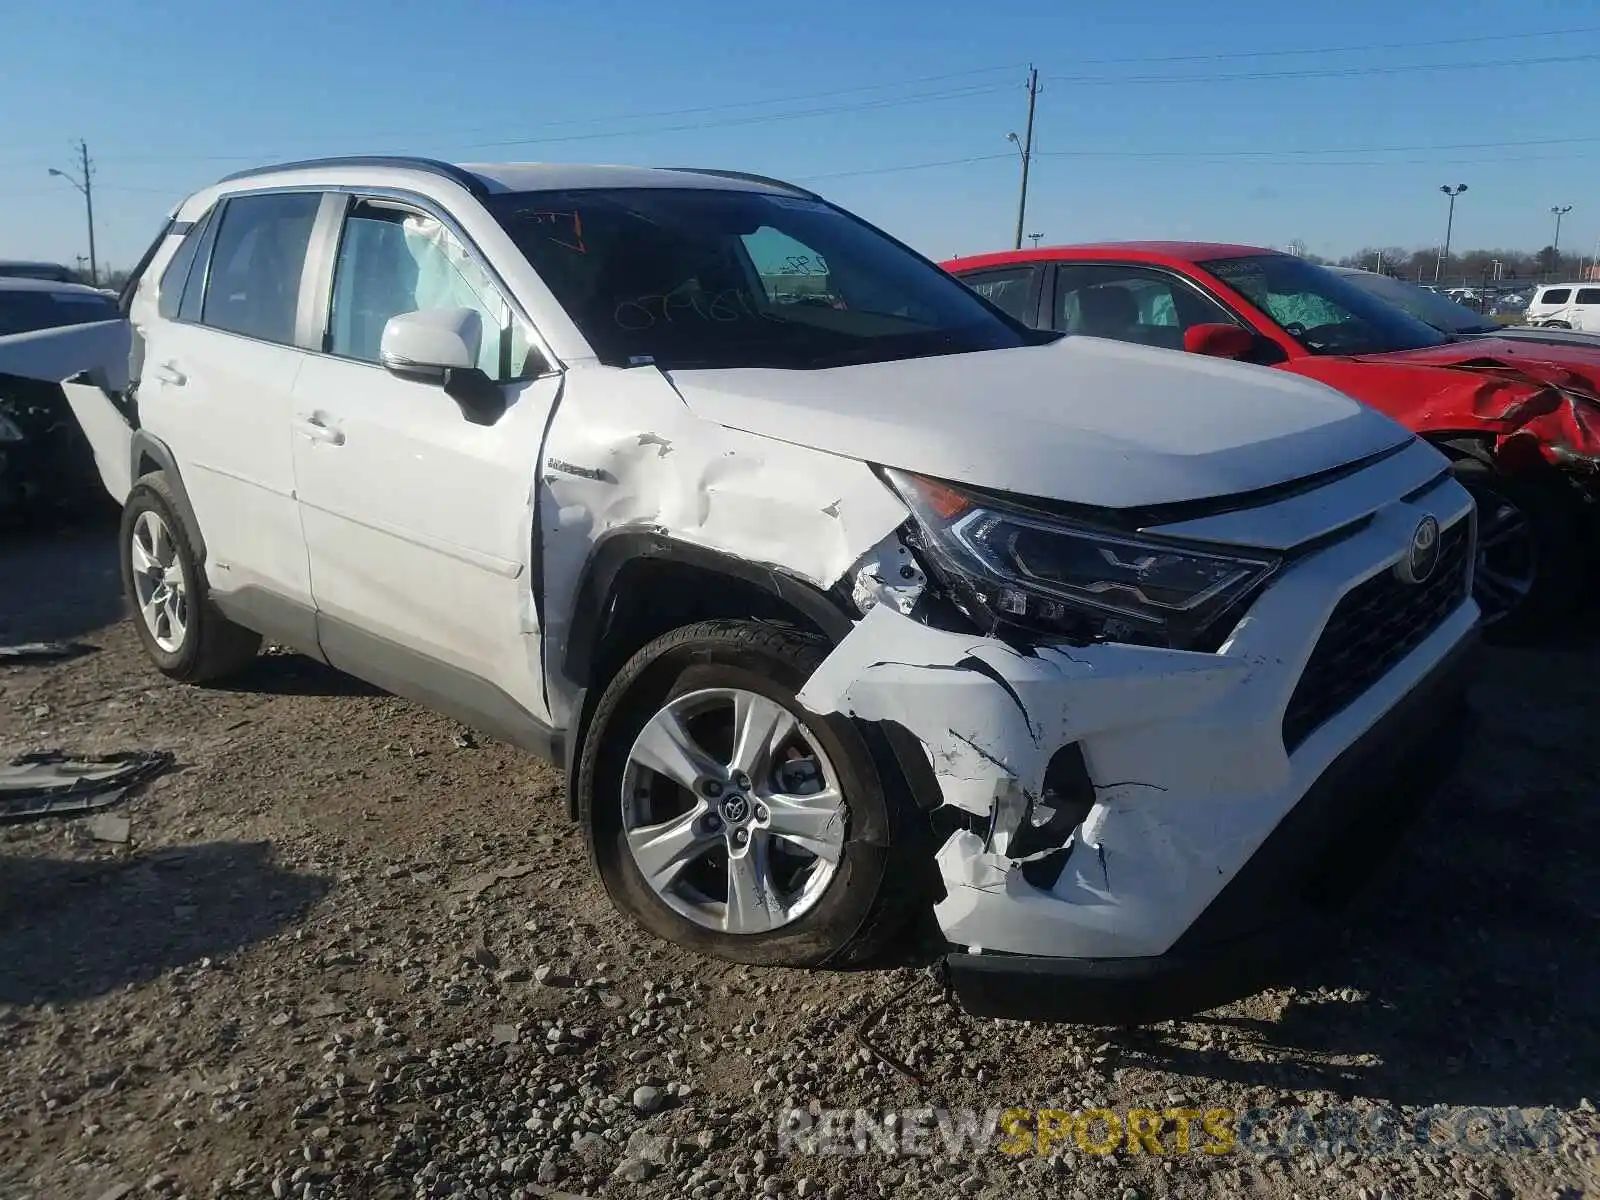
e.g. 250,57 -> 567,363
0,260 -> 80,284
0,278 -> 118,516
944,242 -> 1600,637
1525,283 -> 1600,332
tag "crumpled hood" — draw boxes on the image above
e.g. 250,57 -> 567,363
1288,338 -> 1600,460
1358,336 -> 1600,382
0,319 -> 131,390
665,336 -> 1411,509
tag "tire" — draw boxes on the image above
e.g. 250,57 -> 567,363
119,472 -> 261,682
577,618 -> 927,968
1451,456 -> 1588,643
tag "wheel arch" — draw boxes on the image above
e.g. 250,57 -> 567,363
128,432 -> 206,562
558,530 -> 858,818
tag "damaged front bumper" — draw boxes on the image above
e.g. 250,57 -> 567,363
943,634 -> 1474,1023
801,472 -> 1480,1022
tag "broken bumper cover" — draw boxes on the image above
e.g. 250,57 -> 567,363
799,468 -> 1479,1022
944,633 -> 1476,1023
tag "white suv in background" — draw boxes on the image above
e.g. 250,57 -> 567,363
1525,282 -> 1600,331
35,157 -> 1478,1021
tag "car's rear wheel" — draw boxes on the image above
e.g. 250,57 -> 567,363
120,473 -> 261,682
1451,457 -> 1587,642
578,619 -> 926,967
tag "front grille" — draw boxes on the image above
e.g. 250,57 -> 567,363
1282,517 -> 1471,751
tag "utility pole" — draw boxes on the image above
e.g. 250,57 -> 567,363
1550,205 -> 1573,278
1435,184 -> 1467,283
48,140 -> 97,286
1007,66 -> 1040,251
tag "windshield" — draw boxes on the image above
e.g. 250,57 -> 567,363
1334,270 -> 1499,335
486,187 -> 1044,369
1200,254 -> 1452,355
0,289 -> 118,336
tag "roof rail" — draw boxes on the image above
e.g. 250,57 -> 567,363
659,168 -> 819,199
217,156 -> 489,198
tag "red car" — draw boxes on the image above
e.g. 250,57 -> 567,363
944,243 -> 1600,638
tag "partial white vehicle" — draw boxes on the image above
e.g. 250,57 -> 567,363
33,157 -> 1478,1021
1525,283 -> 1600,332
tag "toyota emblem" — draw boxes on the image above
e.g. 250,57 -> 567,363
1395,515 -> 1441,586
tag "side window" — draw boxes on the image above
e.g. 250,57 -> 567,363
1540,288 -> 1571,305
156,208 -> 214,321
957,268 -> 1034,322
199,192 -> 320,345
1576,288 -> 1600,305
178,211 -> 222,324
328,201 -> 529,380
741,226 -> 840,307
1053,265 -> 1236,350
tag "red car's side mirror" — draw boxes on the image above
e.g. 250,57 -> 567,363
1183,323 -> 1256,360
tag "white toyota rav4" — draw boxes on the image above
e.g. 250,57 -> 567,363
41,157 -> 1478,1021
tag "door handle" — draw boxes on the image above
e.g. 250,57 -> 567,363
152,362 -> 186,386
294,415 -> 345,446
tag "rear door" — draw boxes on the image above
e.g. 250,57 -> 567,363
950,264 -> 1043,326
137,190 -> 322,611
288,194 -> 562,733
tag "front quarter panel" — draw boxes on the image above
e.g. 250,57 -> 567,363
537,361 -> 908,728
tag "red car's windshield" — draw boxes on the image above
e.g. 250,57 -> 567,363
1201,254 -> 1452,356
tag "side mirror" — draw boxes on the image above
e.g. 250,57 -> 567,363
1183,322 -> 1256,360
379,307 -> 505,425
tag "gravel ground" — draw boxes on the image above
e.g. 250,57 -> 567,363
1,515 -> 1596,1200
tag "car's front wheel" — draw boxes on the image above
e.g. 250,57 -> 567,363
578,619 -> 925,968
1451,457 -> 1588,642
119,473 -> 261,682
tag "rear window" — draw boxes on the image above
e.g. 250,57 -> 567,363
199,192 -> 320,345
1577,288 -> 1600,306
1539,289 -> 1571,305
0,289 -> 119,336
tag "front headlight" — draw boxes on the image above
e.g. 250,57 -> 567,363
884,468 -> 1280,650
0,414 -> 22,443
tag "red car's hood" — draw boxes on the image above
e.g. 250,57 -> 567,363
1358,337 -> 1600,381
1282,339 -> 1600,465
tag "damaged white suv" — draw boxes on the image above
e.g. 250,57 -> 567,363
48,158 -> 1478,1021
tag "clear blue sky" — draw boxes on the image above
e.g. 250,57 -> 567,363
3,0 -> 1597,272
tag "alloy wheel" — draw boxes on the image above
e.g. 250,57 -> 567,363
130,509 -> 188,653
620,688 -> 847,935
1470,489 -> 1536,625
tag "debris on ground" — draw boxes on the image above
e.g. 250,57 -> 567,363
0,749 -> 173,824
0,639 -> 97,664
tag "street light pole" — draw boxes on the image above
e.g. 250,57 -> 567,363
1028,232 -> 1043,248
1007,65 -> 1040,251
1550,205 -> 1573,278
1435,184 -> 1467,284
48,140 -> 97,286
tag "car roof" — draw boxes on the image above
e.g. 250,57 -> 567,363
942,241 -> 1274,271
1537,282 -> 1594,290
208,156 -> 808,199
0,276 -> 111,297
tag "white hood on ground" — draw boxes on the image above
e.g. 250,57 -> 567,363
666,336 -> 1412,509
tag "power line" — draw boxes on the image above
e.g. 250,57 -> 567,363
798,153 -> 1016,182
1034,133 -> 1600,160
1062,24 -> 1600,65
3,68 -> 1024,168
1047,50 -> 1600,85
